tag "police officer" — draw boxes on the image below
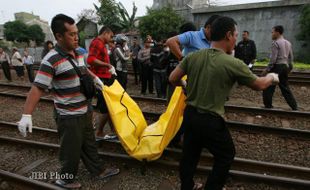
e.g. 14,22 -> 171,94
235,30 -> 257,70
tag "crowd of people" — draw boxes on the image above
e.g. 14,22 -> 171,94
7,12 -> 298,190
0,40 -> 55,83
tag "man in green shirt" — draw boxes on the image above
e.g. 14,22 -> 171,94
169,16 -> 279,190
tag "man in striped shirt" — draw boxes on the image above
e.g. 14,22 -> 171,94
17,14 -> 119,189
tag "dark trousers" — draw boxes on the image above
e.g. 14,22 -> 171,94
116,71 -> 127,90
141,64 -> 153,94
56,112 -> 103,182
1,61 -> 12,81
263,64 -> 297,110
153,70 -> 167,98
180,106 -> 235,190
132,58 -> 140,84
26,64 -> 34,83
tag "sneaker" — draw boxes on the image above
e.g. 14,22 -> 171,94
103,134 -> 117,140
97,167 -> 120,180
103,134 -> 119,143
55,179 -> 81,189
193,182 -> 203,190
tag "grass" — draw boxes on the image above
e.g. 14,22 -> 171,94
255,61 -> 310,70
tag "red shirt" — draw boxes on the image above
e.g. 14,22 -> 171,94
87,37 -> 111,79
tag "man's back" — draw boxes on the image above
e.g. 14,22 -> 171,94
180,48 -> 256,116
272,37 -> 293,65
178,28 -> 211,56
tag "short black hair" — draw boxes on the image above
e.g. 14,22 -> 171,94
99,26 -> 112,35
51,14 -> 75,39
204,15 -> 221,28
210,16 -> 237,41
273,25 -> 284,34
243,30 -> 249,34
179,22 -> 196,33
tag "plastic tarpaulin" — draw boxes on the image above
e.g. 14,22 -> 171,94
102,80 -> 186,161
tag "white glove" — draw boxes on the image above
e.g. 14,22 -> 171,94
180,80 -> 187,88
109,65 -> 117,76
248,63 -> 253,69
266,73 -> 279,84
93,77 -> 104,91
17,114 -> 33,137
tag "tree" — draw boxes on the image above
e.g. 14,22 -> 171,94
138,7 -> 184,41
117,2 -> 138,31
4,20 -> 29,43
4,20 -> 45,46
297,4 -> 310,41
77,9 -> 99,22
27,25 -> 45,45
93,0 -> 138,33
94,0 -> 122,32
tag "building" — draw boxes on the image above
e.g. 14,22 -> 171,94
152,0 -> 310,61
0,25 -> 4,40
14,12 -> 55,42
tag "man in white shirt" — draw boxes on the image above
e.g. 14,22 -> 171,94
11,47 -> 24,81
22,50 -> 35,83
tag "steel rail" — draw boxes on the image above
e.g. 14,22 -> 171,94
0,136 -> 309,188
0,88 -> 309,119
0,170 -> 65,190
1,121 -> 309,180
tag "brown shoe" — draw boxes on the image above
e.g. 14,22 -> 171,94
55,179 -> 81,189
97,167 -> 120,180
193,182 -> 203,190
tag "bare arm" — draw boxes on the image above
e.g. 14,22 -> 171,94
166,36 -> 183,61
115,48 -> 130,61
169,65 -> 186,87
23,85 -> 45,114
248,75 -> 274,91
288,45 -> 294,71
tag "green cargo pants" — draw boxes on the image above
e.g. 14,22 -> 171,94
56,112 -> 103,182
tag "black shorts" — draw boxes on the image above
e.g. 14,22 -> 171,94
96,76 -> 115,113
14,66 -> 24,77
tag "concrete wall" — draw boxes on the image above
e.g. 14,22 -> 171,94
191,0 -> 310,61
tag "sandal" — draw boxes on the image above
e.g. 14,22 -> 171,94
55,179 -> 81,189
193,182 -> 203,190
97,167 -> 120,180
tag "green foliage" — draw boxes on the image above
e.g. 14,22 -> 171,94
27,25 -> 45,45
94,0 -> 138,33
256,61 -> 310,69
79,31 -> 86,48
117,2 -> 137,31
138,7 -> 184,41
4,20 -> 29,43
4,20 -> 45,46
94,0 -> 122,32
297,4 -> 310,41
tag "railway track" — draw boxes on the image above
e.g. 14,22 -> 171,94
1,121 -> 309,189
0,82 -> 309,120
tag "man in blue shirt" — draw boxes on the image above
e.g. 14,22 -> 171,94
166,15 -> 220,148
166,15 -> 220,60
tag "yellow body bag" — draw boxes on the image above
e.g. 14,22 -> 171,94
102,80 -> 186,161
